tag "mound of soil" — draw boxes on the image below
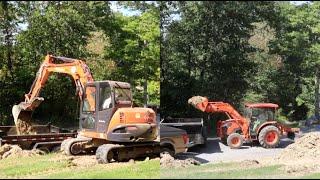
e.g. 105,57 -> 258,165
188,96 -> 206,106
0,144 -> 45,160
277,132 -> 320,162
238,160 -> 260,167
160,153 -> 200,168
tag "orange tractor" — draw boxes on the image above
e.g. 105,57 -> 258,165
12,54 -> 159,163
188,96 -> 299,149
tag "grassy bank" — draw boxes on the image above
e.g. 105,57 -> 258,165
160,162 -> 320,179
0,153 -> 160,179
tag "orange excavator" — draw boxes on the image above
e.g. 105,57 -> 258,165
188,96 -> 299,149
12,54 -> 159,163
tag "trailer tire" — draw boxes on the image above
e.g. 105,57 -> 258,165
227,133 -> 243,149
258,125 -> 280,148
51,145 -> 61,153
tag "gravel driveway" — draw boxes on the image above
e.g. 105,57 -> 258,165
175,137 -> 295,164
174,124 -> 320,164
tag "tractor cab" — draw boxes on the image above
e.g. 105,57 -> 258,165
244,103 -> 279,135
80,80 -> 132,132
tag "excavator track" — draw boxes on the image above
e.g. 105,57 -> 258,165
96,142 -> 160,164
62,137 -> 92,156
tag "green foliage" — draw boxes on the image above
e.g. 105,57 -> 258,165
0,1 -> 160,126
161,1 -> 279,117
267,2 -> 319,121
105,8 -> 160,106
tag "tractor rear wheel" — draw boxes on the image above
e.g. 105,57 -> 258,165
227,133 -> 243,149
258,125 -> 280,148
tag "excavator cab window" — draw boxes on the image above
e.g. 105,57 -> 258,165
81,85 -> 96,129
114,87 -> 132,106
99,85 -> 113,110
82,86 -> 96,112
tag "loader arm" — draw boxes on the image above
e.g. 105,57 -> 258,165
188,96 -> 250,138
13,54 -> 95,134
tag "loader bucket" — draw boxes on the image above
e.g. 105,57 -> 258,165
12,97 -> 43,135
188,96 -> 209,112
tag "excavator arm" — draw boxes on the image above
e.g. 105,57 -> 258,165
188,96 -> 250,138
13,54 -> 95,135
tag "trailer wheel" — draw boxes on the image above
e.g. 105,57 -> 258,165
51,145 -> 61,153
96,144 -> 115,164
227,133 -> 243,149
258,125 -> 280,148
38,146 -> 50,154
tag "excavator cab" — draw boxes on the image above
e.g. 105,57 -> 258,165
80,80 -> 132,133
78,80 -> 157,143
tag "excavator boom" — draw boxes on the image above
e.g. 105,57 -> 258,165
13,54 -> 95,135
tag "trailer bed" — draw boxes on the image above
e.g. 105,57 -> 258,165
0,124 -> 77,150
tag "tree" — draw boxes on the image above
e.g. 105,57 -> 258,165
105,7 -> 160,106
161,1 -> 279,117
269,2 -> 320,121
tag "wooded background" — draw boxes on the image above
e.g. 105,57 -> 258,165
160,1 -> 320,123
0,1 -> 159,127
1,1 -> 319,128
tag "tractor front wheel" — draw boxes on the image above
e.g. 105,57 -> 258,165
258,125 -> 280,148
227,133 -> 243,149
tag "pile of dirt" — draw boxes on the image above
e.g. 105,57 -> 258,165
160,153 -> 200,168
238,159 -> 260,167
15,119 -> 36,135
0,144 -> 45,160
188,96 -> 206,106
276,132 -> 320,162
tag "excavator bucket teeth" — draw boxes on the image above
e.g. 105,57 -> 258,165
11,97 -> 43,135
188,96 -> 209,112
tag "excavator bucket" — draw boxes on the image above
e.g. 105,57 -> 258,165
188,96 -> 209,112
12,97 -> 44,135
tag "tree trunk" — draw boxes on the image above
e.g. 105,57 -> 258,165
315,68 -> 320,121
2,1 -> 13,75
144,79 -> 148,107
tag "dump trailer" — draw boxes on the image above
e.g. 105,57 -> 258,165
12,54 -> 160,163
160,118 -> 207,148
0,124 -> 77,151
188,96 -> 300,149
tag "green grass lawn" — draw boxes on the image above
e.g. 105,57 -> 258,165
0,153 -> 160,179
160,162 -> 320,179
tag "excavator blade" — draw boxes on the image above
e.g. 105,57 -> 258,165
188,96 -> 209,112
12,97 -> 44,135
